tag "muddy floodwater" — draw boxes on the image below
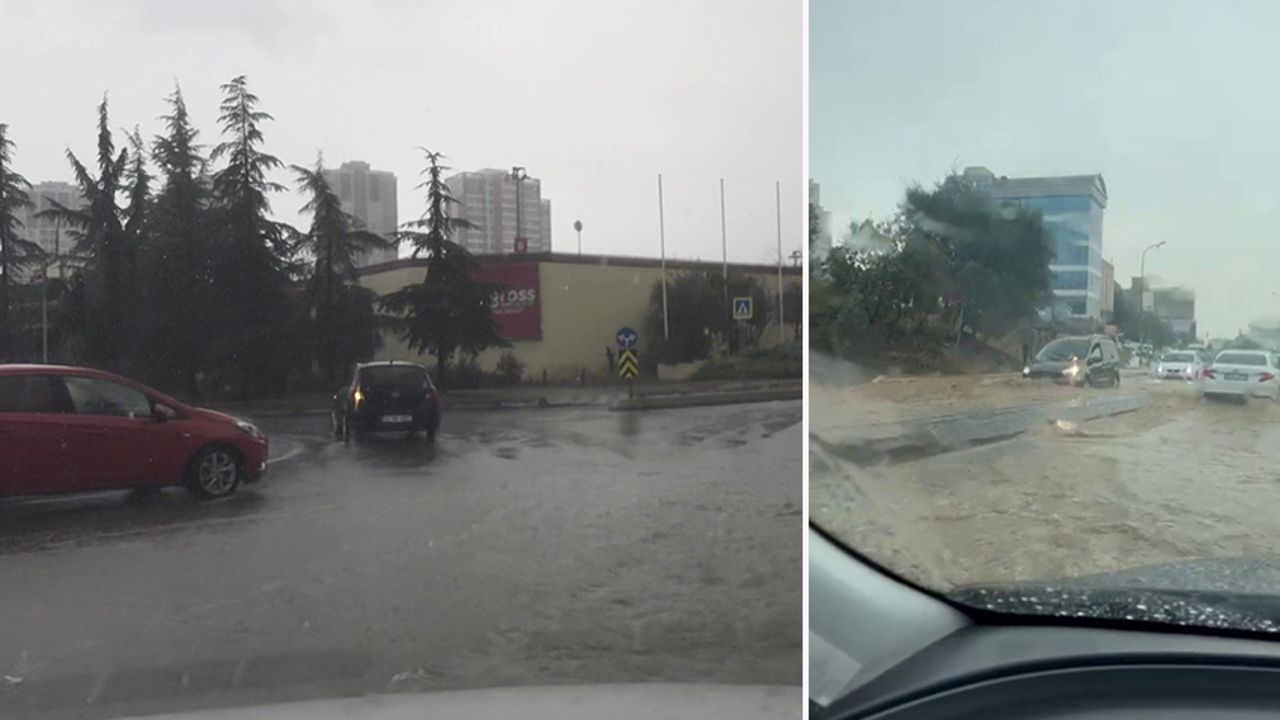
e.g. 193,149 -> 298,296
812,371 -> 1280,591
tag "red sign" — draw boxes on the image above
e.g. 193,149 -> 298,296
474,262 -> 541,340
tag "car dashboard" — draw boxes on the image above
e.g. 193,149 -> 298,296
811,528 -> 1280,719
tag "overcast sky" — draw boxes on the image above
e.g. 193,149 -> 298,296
812,0 -> 1280,339
1,0 -> 800,266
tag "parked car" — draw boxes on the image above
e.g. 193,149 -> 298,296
1197,350 -> 1280,402
1155,350 -> 1202,381
0,364 -> 268,499
332,361 -> 441,441
1022,335 -> 1122,388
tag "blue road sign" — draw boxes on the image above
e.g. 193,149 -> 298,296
732,296 -> 754,320
616,326 -> 638,349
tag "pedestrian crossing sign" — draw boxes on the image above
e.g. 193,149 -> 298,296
733,296 -> 753,320
618,349 -> 639,379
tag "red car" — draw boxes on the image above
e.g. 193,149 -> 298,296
0,364 -> 268,499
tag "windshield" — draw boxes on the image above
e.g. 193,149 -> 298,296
1215,352 -> 1269,367
0,1 -> 803,717
810,0 -> 1280,647
1036,338 -> 1089,362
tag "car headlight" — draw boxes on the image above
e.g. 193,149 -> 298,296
1062,365 -> 1081,378
1022,366 -> 1030,376
235,419 -> 264,440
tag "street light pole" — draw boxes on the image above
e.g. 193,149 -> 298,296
1138,240 -> 1166,352
510,166 -> 527,253
573,219 -> 583,256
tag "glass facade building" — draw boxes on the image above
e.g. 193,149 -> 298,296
963,167 -> 1107,320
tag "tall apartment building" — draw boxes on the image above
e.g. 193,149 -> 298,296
809,179 -> 833,260
14,181 -> 84,279
964,166 -> 1108,321
323,161 -> 398,267
444,168 -> 552,255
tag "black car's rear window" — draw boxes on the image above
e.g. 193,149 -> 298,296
360,366 -> 432,389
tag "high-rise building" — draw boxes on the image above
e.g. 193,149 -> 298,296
323,161 -> 398,267
964,166 -> 1108,320
809,179 -> 833,260
14,181 -> 84,279
444,168 -> 551,255
540,199 -> 551,250
1152,286 -> 1196,342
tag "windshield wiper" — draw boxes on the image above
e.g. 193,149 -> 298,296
948,584 -> 1280,635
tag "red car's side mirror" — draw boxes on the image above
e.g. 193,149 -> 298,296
152,403 -> 176,423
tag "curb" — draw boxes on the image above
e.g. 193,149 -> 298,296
811,392 -> 1146,467
610,387 -> 803,411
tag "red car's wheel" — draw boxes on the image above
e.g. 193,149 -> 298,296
186,446 -> 243,499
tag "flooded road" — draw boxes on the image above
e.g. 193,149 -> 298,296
0,402 -> 801,720
812,375 -> 1280,590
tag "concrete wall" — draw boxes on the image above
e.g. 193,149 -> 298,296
358,256 -> 797,381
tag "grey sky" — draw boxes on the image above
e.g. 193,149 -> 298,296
2,0 -> 801,266
812,0 -> 1280,339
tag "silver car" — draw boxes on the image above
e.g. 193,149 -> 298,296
1197,350 -> 1280,401
1155,351 -> 1202,381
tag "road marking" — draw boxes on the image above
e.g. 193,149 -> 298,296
268,438 -> 305,465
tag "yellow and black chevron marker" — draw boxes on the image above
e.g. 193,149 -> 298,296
617,349 -> 639,379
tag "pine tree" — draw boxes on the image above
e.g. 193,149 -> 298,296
291,153 -> 390,382
208,76 -> 294,397
379,149 -> 506,387
0,123 -> 40,359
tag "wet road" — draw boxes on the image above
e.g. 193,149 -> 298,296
0,402 -> 801,719
813,376 -> 1280,591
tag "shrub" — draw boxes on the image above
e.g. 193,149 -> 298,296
495,351 -> 525,386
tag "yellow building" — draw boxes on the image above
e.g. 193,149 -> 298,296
358,253 -> 801,381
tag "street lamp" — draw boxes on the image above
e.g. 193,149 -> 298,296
573,219 -> 583,256
1138,240 -> 1166,352
510,166 -> 528,254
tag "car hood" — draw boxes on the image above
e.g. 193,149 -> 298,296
123,684 -> 801,720
188,406 -> 244,425
947,556 -> 1280,634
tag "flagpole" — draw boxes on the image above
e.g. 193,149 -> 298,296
776,181 -> 784,345
40,263 -> 48,363
659,173 -> 669,340
720,178 -> 727,301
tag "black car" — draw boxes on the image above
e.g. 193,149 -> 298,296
1022,334 -> 1121,388
332,361 -> 441,441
